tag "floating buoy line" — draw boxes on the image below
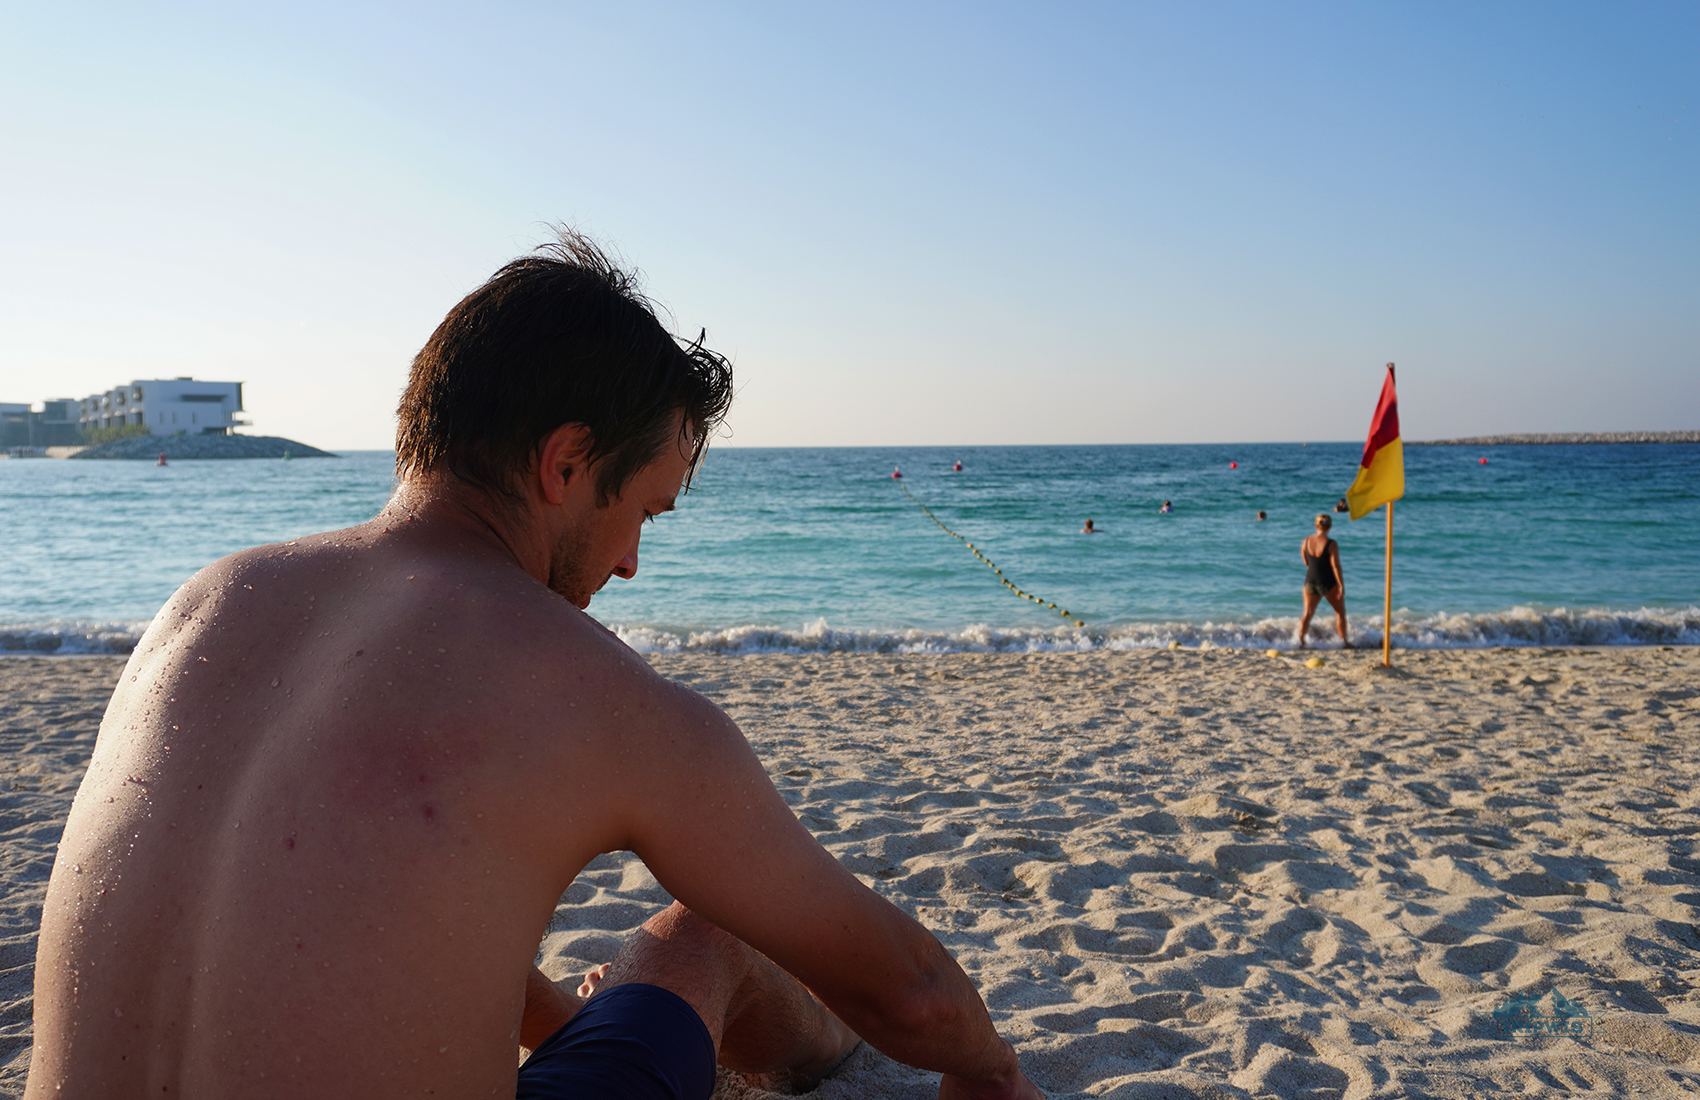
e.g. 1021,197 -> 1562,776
897,479 -> 1086,628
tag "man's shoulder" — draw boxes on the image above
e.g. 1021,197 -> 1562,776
164,519 -> 718,737
176,524 -> 378,595
345,535 -> 715,740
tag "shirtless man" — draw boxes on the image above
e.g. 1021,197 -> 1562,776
26,235 -> 1043,1100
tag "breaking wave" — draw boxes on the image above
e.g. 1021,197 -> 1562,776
5,605 -> 1696,658
615,605 -> 1700,655
0,621 -> 151,655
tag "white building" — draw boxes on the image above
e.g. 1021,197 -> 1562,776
1,399 -> 81,449
78,378 -> 249,436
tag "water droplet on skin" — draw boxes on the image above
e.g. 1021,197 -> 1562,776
271,678 -> 280,688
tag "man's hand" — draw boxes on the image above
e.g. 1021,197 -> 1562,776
937,1042 -> 1045,1100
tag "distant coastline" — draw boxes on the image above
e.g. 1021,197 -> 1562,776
1412,431 -> 1699,446
69,434 -> 334,460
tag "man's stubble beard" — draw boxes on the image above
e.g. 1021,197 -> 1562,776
547,525 -> 607,609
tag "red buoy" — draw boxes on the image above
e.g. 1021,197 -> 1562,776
952,461 -> 962,471
1229,461 -> 1238,469
892,467 -> 902,478
1479,457 -> 1488,465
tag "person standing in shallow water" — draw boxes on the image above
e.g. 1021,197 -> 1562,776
1298,513 -> 1349,649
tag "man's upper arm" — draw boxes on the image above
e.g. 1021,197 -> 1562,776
614,685 -> 934,1020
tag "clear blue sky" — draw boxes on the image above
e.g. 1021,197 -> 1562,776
3,1 -> 1695,448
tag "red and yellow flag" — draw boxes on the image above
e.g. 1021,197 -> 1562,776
1346,364 -> 1403,520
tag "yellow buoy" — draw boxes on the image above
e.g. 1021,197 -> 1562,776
1305,656 -> 1326,668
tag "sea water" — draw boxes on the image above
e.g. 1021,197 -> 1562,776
2,443 -> 1696,654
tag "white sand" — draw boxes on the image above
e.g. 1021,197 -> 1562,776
0,658 -> 123,1095
5,648 -> 1700,1098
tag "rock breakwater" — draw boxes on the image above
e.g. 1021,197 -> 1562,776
1413,430 -> 1699,446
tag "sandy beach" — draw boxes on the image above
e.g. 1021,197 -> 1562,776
3,647 -> 1697,1098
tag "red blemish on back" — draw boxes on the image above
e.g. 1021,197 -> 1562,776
422,803 -> 436,821
284,836 -> 295,849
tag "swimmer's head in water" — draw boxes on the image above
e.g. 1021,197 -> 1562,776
1315,514 -> 1332,530
396,228 -> 735,508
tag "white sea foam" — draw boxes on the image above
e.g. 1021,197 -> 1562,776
0,621 -> 152,655
6,605 -> 1696,658
615,605 -> 1700,655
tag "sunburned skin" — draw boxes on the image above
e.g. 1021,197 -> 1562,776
27,420 -> 1040,1100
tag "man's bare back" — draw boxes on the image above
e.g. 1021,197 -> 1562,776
27,235 -> 1041,1100
30,507 -> 655,1093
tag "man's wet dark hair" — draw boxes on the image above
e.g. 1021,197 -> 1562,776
396,231 -> 734,506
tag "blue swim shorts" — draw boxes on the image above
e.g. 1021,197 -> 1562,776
516,983 -> 716,1100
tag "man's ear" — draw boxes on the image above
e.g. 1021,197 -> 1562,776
535,424 -> 595,506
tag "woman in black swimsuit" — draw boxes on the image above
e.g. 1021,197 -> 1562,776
1298,513 -> 1349,649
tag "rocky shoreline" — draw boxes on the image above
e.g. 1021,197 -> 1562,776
68,434 -> 334,460
1413,430 -> 1699,446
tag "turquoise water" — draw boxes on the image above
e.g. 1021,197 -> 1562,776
2,443 -> 1696,653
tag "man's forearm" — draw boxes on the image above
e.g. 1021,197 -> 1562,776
871,969 -> 1041,1100
821,917 -> 1021,1085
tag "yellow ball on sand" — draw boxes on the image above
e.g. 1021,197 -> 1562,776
1265,649 -> 1282,658
1168,640 -> 1182,650
1305,656 -> 1326,668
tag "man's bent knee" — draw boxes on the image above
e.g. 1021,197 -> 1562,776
599,903 -> 751,1048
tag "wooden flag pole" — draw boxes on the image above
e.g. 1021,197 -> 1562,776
1382,500 -> 1394,667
